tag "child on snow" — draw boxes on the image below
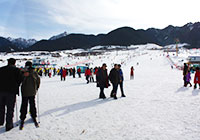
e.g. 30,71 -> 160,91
194,67 -> 200,89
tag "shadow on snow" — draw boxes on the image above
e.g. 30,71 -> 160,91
40,98 -> 113,117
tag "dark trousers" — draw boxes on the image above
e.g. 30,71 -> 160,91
61,76 -> 66,81
78,73 -> 81,78
99,87 -> 106,98
0,94 -> 16,127
111,83 -> 118,96
194,83 -> 200,89
183,76 -> 187,86
90,76 -> 94,82
20,96 -> 37,121
186,81 -> 192,87
86,76 -> 89,84
119,82 -> 125,96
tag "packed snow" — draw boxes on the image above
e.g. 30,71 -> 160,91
1,44 -> 200,140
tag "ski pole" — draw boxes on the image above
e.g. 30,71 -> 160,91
15,97 -> 19,126
37,91 -> 40,123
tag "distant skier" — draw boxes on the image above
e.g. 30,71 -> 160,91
130,66 -> 134,80
19,61 -> 40,130
118,64 -> 126,97
194,67 -> 200,89
96,64 -> 109,99
109,64 -> 120,99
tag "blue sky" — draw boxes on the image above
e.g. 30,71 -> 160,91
0,0 -> 200,40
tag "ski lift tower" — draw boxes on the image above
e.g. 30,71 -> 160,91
175,39 -> 179,56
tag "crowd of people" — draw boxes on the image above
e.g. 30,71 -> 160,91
0,58 -> 135,132
183,63 -> 200,89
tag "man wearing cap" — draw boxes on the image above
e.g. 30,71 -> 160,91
19,61 -> 40,129
0,58 -> 23,131
96,63 -> 109,99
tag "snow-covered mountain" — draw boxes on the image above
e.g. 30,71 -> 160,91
49,31 -> 67,40
7,37 -> 37,49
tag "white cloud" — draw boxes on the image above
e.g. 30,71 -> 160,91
37,0 -> 200,34
1,0 -> 200,39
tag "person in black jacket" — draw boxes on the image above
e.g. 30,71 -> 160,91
183,63 -> 188,87
0,58 -> 23,131
96,64 -> 109,99
109,64 -> 120,99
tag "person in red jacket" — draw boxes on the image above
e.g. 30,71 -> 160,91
62,68 -> 67,81
130,66 -> 134,80
194,67 -> 200,89
85,67 -> 91,84
94,67 -> 99,82
77,68 -> 81,78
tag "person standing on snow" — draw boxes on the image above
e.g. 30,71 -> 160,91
48,68 -> 52,78
62,68 -> 67,81
77,67 -> 81,78
185,68 -> 192,87
183,63 -> 188,87
72,67 -> 76,78
53,68 -> 56,76
94,67 -> 99,82
130,66 -> 134,80
109,64 -> 120,99
90,68 -> 95,82
96,64 -> 109,99
118,64 -> 126,97
19,61 -> 40,129
194,67 -> 200,89
60,67 -> 63,81
85,67 -> 91,84
0,58 -> 23,131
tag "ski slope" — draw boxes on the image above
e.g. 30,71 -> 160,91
1,47 -> 200,140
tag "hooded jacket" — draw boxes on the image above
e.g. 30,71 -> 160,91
21,67 -> 40,97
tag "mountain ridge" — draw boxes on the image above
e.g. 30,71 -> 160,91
1,22 -> 200,52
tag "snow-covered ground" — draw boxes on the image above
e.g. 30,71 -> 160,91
1,45 -> 200,140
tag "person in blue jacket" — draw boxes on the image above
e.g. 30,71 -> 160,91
118,64 -> 126,97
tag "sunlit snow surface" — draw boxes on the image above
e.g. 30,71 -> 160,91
1,44 -> 200,140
